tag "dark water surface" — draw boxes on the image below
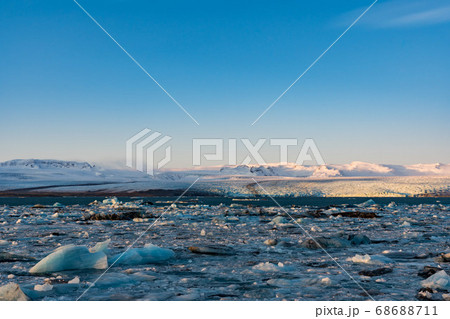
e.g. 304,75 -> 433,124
0,196 -> 448,207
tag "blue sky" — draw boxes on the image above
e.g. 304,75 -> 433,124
1,0 -> 449,168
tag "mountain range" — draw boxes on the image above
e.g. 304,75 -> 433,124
0,159 -> 449,197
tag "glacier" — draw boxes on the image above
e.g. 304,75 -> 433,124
0,159 -> 449,197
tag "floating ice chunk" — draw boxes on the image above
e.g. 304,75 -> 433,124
53,202 -> 63,207
320,277 -> 332,286
357,199 -> 376,207
0,239 -> 8,246
121,200 -> 142,208
267,278 -> 295,287
0,283 -> 30,301
348,254 -> 394,265
270,216 -> 289,225
89,239 -> 111,254
34,283 -> 53,292
110,244 -> 175,266
322,207 -> 340,215
436,252 -> 450,263
401,221 -> 411,227
252,262 -> 288,272
130,272 -> 157,282
303,276 -> 333,286
68,276 -> 80,284
301,236 -> 351,249
421,270 -> 450,290
94,273 -> 136,288
349,234 -> 371,245
264,238 -> 278,246
102,197 -> 119,205
29,242 -> 109,273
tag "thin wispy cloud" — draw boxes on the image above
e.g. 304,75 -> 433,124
388,6 -> 450,27
337,0 -> 450,28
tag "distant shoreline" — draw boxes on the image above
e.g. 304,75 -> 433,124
0,189 -> 448,198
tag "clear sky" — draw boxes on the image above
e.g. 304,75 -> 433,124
1,0 -> 449,168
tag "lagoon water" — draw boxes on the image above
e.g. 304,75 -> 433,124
0,196 -> 448,207
0,196 -> 449,301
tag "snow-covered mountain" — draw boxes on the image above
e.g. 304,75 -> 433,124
0,159 -> 449,197
0,159 -> 94,170
0,159 -> 156,193
215,162 -> 450,178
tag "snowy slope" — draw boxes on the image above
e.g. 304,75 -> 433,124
0,159 -> 188,192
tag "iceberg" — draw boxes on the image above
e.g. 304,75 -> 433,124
110,244 -> 175,266
0,283 -> 30,301
29,240 -> 110,274
421,270 -> 450,290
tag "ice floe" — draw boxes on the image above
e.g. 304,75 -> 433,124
110,244 -> 175,266
252,262 -> 290,272
348,254 -> 394,265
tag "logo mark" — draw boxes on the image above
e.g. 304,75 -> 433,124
126,128 -> 172,176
